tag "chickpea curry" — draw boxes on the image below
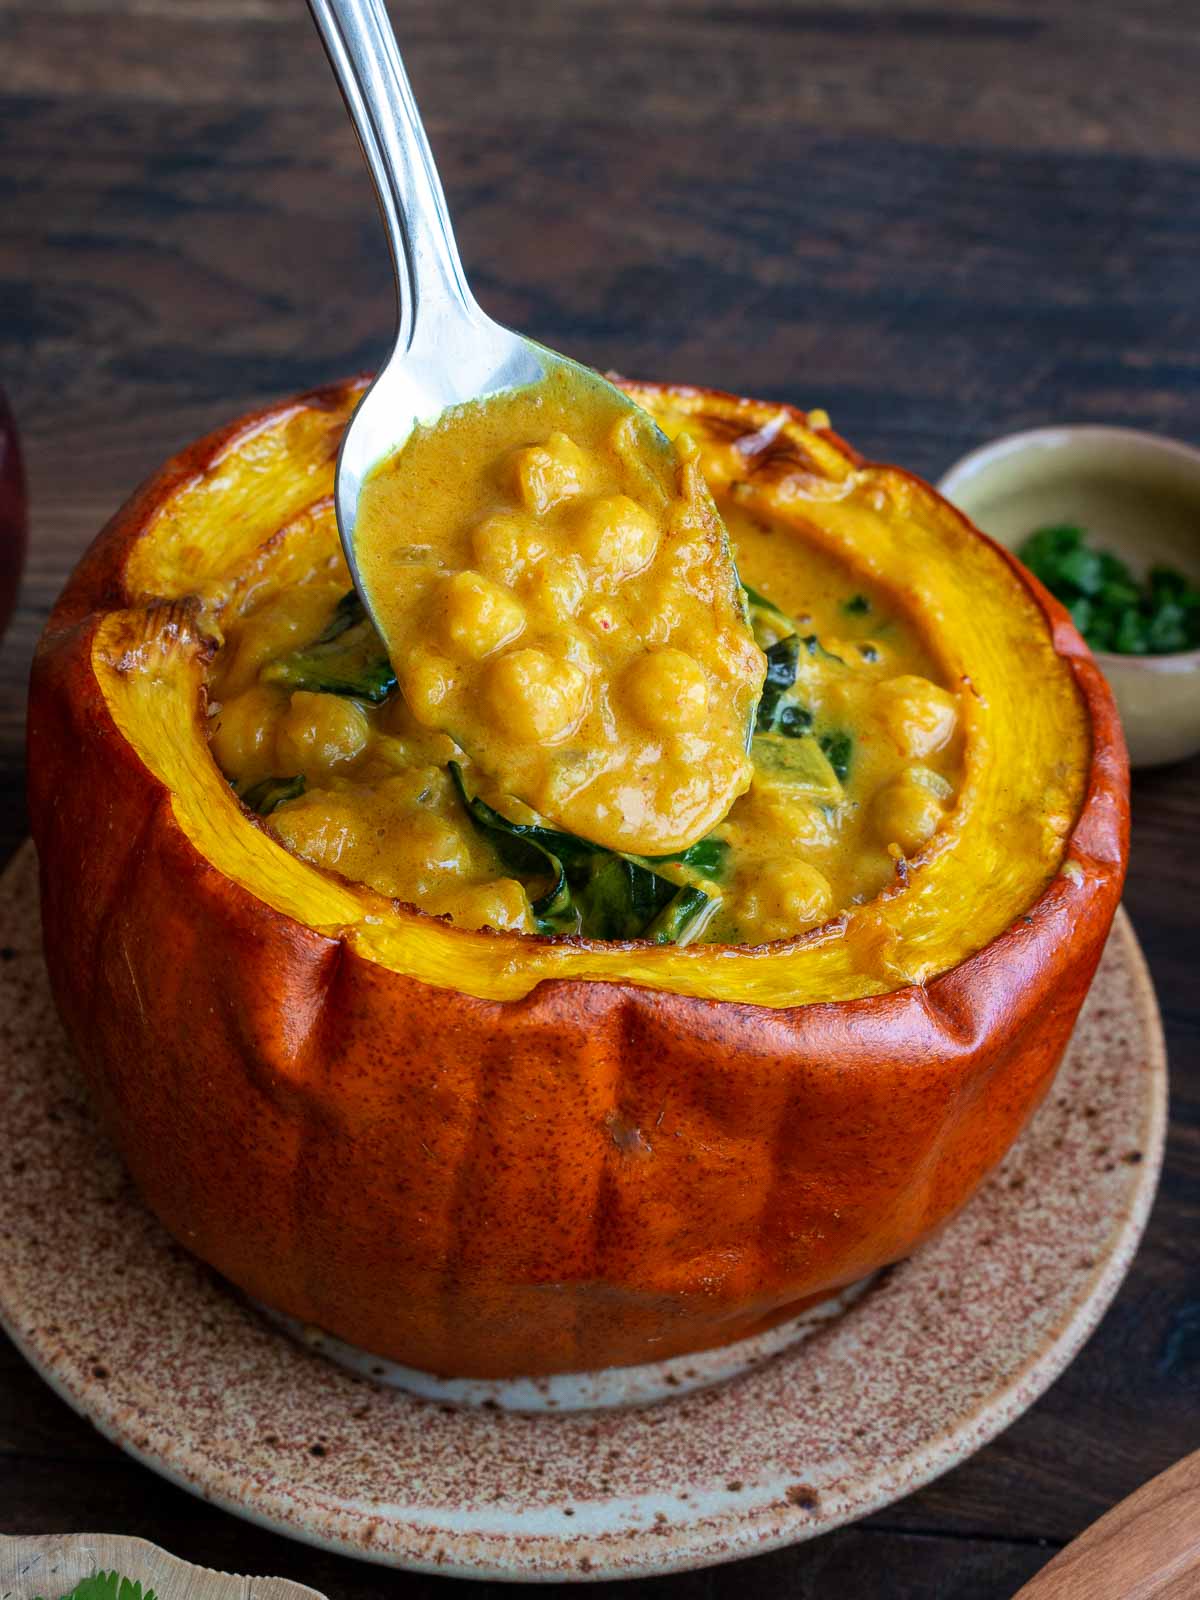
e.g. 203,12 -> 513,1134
208,391 -> 963,949
354,367 -> 765,857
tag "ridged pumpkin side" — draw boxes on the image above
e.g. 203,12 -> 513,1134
27,380 -> 1128,1378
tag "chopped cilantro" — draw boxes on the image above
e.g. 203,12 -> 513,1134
1018,524 -> 1199,655
34,1576 -> 157,1600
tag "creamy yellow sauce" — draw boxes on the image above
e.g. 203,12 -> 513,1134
712,504 -> 960,940
353,368 -> 765,857
207,486 -> 962,947
98,382 -> 1089,1001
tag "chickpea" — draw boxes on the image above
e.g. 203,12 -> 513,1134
208,685 -> 285,782
622,649 -> 709,732
377,765 -> 447,809
876,675 -> 958,758
741,785 -> 838,851
583,602 -> 621,638
270,793 -> 359,869
525,554 -> 586,621
738,859 -> 834,943
570,494 -> 659,585
401,647 -> 458,727
472,512 -> 547,583
848,848 -> 899,904
484,649 -> 588,744
404,810 -> 472,882
872,770 -> 947,856
276,691 -> 370,776
508,432 -> 586,514
438,569 -> 526,660
439,878 -> 534,934
217,585 -> 342,697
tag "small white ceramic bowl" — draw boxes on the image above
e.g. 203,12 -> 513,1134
939,426 -> 1200,768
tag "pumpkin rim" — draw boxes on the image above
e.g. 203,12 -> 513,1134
36,375 -> 1128,1011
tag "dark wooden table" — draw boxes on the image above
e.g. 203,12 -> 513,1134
2,1 -> 1198,1594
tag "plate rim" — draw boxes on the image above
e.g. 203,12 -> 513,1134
0,839 -> 1168,1582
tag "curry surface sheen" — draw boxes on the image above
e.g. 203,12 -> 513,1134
104,383 -> 1091,1004
207,478 -> 965,947
354,368 -> 764,857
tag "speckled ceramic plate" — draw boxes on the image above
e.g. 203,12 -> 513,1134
0,843 -> 1166,1581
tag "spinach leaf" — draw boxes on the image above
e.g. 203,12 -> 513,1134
449,764 -> 721,943
765,635 -> 801,688
241,774 -> 305,815
745,584 -> 857,784
643,836 -> 731,879
742,583 -> 795,645
449,763 -> 582,935
819,730 -> 854,781
751,733 -> 843,800
799,633 -> 845,665
263,590 -> 397,702
747,595 -> 844,736
645,885 -> 719,945
574,853 -> 676,940
756,636 -> 812,735
314,589 -> 366,644
776,702 -> 815,736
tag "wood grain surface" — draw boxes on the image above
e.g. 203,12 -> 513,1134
1,1533 -> 326,1600
1012,1451 -> 1200,1600
1,1 -> 1197,1596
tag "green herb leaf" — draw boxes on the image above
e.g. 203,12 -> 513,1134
241,774 -> 305,815
819,730 -> 854,781
1018,523 -> 1084,586
756,636 -> 812,735
263,590 -> 397,703
574,853 -> 676,940
1019,527 -> 1200,655
34,1574 -> 159,1600
449,764 -> 720,942
644,885 -> 718,945
752,732 -> 843,800
644,836 -> 731,880
1067,596 -> 1093,636
1055,545 -> 1104,596
1114,607 -> 1150,655
449,763 -> 582,935
1099,548 -> 1135,587
1147,601 -> 1189,653
742,583 -> 795,646
799,633 -> 846,665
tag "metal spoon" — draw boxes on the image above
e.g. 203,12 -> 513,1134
304,0 -> 679,626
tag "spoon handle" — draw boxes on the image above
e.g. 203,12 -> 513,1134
305,0 -> 475,351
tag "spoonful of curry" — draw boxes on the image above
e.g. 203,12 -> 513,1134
305,0 -> 765,856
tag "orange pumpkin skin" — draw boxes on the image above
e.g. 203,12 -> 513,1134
27,380 -> 1129,1379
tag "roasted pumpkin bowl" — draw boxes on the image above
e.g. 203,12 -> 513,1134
26,378 -> 1128,1379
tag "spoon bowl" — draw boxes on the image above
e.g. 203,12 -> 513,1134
304,0 -> 765,858
305,0 -> 677,633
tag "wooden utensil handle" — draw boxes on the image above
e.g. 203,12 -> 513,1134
1013,1450 -> 1200,1599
